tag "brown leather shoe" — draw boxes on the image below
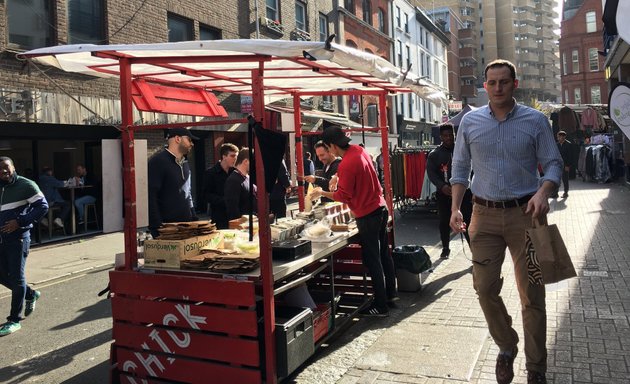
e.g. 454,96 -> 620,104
527,371 -> 547,384
495,347 -> 518,384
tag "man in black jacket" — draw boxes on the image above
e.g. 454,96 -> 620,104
147,128 -> 199,238
303,140 -> 341,202
202,143 -> 238,229
426,123 -> 472,259
225,148 -> 256,220
554,131 -> 575,198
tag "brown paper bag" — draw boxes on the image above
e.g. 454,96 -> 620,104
525,218 -> 577,285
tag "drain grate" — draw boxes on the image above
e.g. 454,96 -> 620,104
582,270 -> 609,277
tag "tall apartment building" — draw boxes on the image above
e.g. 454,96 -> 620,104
559,0 -> 608,104
415,0 -> 560,103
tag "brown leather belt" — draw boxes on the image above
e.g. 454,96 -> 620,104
473,195 -> 533,209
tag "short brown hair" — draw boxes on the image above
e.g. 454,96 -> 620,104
236,147 -> 250,165
220,143 -> 239,158
485,59 -> 517,81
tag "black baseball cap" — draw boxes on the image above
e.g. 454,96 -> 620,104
165,128 -> 200,140
321,125 -> 351,147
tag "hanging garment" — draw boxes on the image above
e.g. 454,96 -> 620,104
580,108 -> 598,132
558,106 -> 578,134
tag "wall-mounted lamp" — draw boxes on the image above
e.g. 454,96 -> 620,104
0,140 -> 12,150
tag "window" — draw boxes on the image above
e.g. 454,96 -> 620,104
588,48 -> 598,71
377,8 -> 385,33
405,45 -> 411,69
68,0 -> 105,44
200,25 -> 221,40
7,0 -> 55,49
396,40 -> 403,67
319,14 -> 328,42
344,0 -> 354,13
572,49 -> 579,73
407,94 -> 413,118
266,0 -> 279,21
362,0 -> 372,25
590,86 -> 601,103
562,52 -> 567,75
168,13 -> 193,42
404,13 -> 409,33
585,11 -> 596,33
295,1 -> 306,31
395,6 -> 401,28
574,87 -> 582,104
564,89 -> 569,104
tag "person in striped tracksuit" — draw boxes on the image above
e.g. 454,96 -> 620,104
0,156 -> 48,336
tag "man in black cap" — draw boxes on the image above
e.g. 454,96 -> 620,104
148,128 -> 199,238
311,125 -> 397,317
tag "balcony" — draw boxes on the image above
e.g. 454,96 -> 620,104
262,17 -> 284,35
458,28 -> 477,41
460,66 -> 477,77
461,84 -> 477,98
460,46 -> 477,59
290,29 -> 311,41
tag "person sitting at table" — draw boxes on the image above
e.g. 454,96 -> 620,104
73,164 -> 97,226
37,167 -> 70,229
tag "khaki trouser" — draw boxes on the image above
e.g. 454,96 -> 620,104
468,203 -> 547,373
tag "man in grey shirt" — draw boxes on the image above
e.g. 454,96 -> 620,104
449,59 -> 562,384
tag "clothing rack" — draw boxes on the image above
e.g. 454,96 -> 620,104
390,147 -> 438,214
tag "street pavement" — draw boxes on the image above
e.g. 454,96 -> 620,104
1,179 -> 629,383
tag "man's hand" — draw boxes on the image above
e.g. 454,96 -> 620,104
329,175 -> 338,191
303,175 -> 315,184
310,187 -> 323,199
564,166 -> 570,172
1,219 -> 20,234
449,210 -> 466,233
525,191 -> 550,218
440,185 -> 452,196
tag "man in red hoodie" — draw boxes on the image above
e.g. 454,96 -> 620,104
312,125 -> 397,317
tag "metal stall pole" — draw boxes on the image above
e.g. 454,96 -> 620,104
119,57 -> 138,270
293,93 -> 305,211
251,63 -> 277,384
379,92 -> 394,220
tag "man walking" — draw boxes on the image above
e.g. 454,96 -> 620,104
148,128 -> 199,238
225,148 -> 256,220
312,126 -> 397,317
0,157 -> 48,336
426,123 -> 472,259
554,131 -> 574,198
449,60 -> 562,384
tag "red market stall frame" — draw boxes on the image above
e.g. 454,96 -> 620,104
22,40 -> 444,384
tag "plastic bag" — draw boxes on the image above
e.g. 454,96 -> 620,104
393,245 -> 432,274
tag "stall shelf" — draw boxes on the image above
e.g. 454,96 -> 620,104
22,39 -> 444,384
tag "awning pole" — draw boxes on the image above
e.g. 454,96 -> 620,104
120,57 -> 138,270
294,93 -> 305,211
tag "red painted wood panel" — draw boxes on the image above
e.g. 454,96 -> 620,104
111,297 -> 259,337
114,347 -> 262,384
109,270 -> 256,307
120,373 -> 173,384
113,322 -> 260,366
130,79 -> 228,117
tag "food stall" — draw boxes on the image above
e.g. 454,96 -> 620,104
22,39 -> 444,384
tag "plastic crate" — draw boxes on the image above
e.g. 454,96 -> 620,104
275,306 -> 314,378
313,303 -> 332,343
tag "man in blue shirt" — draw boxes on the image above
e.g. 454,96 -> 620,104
449,60 -> 562,384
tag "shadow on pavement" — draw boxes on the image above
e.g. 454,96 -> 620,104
50,296 -> 111,331
61,360 -> 110,384
0,329 -> 111,384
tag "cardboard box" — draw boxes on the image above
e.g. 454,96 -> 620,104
144,232 -> 224,269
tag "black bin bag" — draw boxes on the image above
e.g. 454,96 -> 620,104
392,245 -> 432,274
